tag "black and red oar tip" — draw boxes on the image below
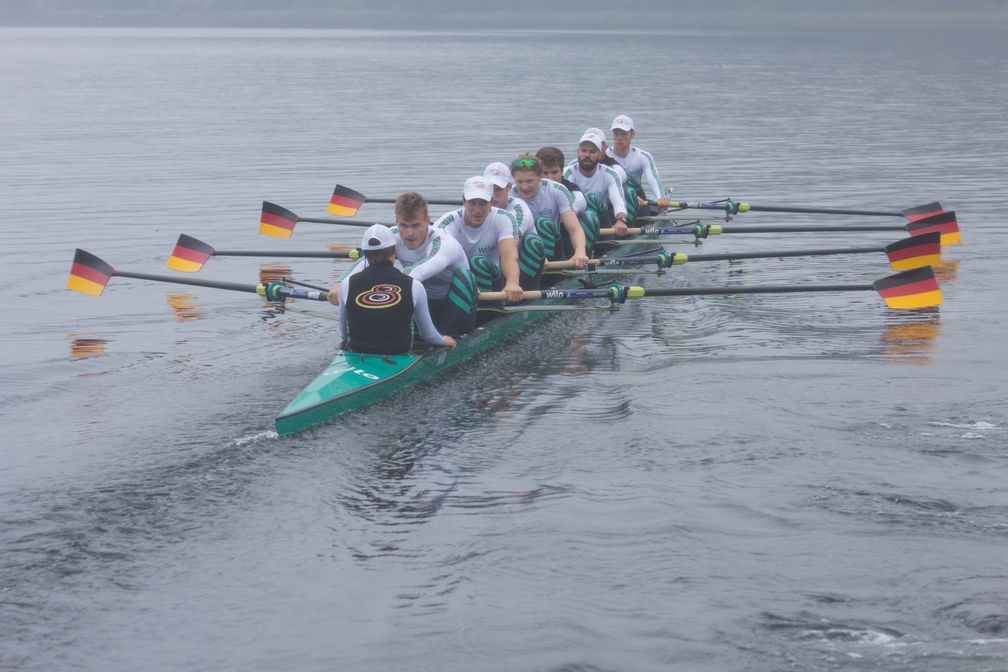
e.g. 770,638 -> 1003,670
901,202 -> 944,221
67,248 -> 114,296
259,201 -> 299,239
884,232 -> 941,271
167,234 -> 215,273
906,211 -> 960,246
327,184 -> 366,217
873,266 -> 942,309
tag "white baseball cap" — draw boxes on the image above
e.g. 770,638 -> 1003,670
483,161 -> 513,189
578,128 -> 605,150
360,224 -> 396,251
463,176 -> 493,202
611,114 -> 634,131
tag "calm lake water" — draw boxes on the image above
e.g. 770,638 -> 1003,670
1,25 -> 1006,672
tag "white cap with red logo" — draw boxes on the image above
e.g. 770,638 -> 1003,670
611,114 -> 635,132
463,176 -> 493,202
483,162 -> 513,189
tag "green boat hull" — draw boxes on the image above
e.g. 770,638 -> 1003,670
274,241 -> 663,435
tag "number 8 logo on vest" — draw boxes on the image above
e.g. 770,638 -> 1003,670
354,283 -> 403,309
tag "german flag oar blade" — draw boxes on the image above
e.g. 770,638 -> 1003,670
902,202 -> 944,221
906,211 -> 960,246
327,184 -> 366,217
884,232 -> 942,271
873,266 -> 942,309
67,249 -> 114,296
167,234 -> 215,272
259,201 -> 299,239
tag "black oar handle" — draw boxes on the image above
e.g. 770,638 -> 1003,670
685,246 -> 885,262
116,270 -> 260,293
365,197 -> 461,206
114,271 -> 330,301
214,250 -> 357,259
746,205 -> 902,217
718,225 -> 906,234
296,216 -> 382,227
641,284 -> 873,297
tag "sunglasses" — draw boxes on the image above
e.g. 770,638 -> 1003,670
512,158 -> 537,168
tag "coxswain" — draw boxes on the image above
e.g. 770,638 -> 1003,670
563,128 -> 629,237
508,153 -> 589,267
434,176 -> 527,302
329,192 -> 477,337
336,224 -> 456,355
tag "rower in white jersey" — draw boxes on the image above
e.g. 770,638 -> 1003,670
508,153 -> 589,266
328,192 -> 477,336
561,133 -> 627,213
564,128 -> 629,237
483,161 -> 548,290
434,176 -> 524,303
608,114 -> 670,207
535,146 -> 588,214
483,161 -> 534,236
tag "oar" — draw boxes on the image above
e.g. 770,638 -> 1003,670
606,210 -> 960,246
260,201 -> 386,239
547,233 -> 941,273
167,234 -> 361,272
641,198 -> 945,219
480,266 -> 942,310
67,249 -> 329,302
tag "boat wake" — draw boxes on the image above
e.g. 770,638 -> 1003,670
231,430 -> 278,446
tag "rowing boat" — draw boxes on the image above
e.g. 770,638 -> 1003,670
273,239 -> 665,435
68,195 -> 954,438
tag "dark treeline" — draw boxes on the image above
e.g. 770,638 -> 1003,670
3,0 -> 1007,29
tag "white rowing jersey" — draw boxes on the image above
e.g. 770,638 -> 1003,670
434,206 -> 517,266
344,227 -> 468,300
506,194 -> 536,237
606,145 -> 663,200
512,179 -> 575,226
563,163 -> 627,217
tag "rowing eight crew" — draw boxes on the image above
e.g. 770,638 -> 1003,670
331,116 -> 668,354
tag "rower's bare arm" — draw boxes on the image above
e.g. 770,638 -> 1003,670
327,281 -> 341,305
498,238 -> 524,302
561,211 -> 588,268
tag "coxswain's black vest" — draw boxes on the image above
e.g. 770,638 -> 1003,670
345,261 -> 415,355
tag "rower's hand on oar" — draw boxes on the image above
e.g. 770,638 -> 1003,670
570,251 -> 589,269
442,335 -> 458,349
612,219 -> 630,237
327,281 -> 341,305
504,281 -> 524,303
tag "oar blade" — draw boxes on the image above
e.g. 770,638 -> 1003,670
167,234 -> 215,272
67,249 -> 114,296
884,232 -> 942,271
873,266 -> 942,309
906,211 -> 960,246
327,185 -> 366,217
901,202 -> 944,221
259,201 -> 299,239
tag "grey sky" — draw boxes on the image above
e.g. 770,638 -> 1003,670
3,0 -> 1007,29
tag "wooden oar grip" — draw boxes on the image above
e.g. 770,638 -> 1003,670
478,290 -> 544,302
599,227 -> 644,236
